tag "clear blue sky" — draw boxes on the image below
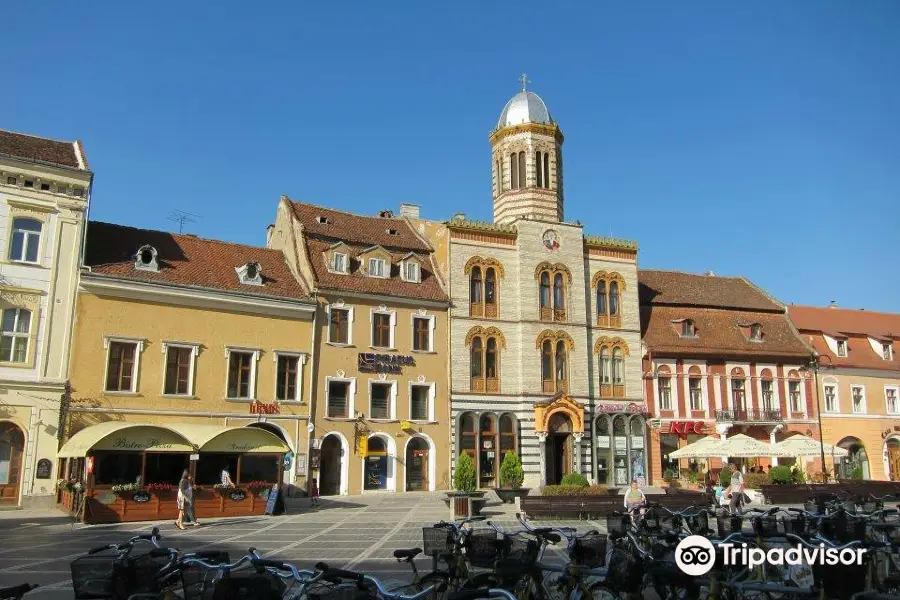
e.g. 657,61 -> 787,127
4,1 -> 898,312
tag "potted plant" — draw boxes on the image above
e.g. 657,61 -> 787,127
246,481 -> 274,496
111,482 -> 141,496
146,482 -> 176,496
494,451 -> 529,503
444,453 -> 486,515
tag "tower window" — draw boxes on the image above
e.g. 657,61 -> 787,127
542,151 -> 550,188
518,152 -> 526,188
536,151 -> 543,188
510,151 -> 526,189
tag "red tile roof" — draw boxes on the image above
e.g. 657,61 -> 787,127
0,129 -> 85,170
788,305 -> 900,371
639,270 -> 782,312
639,269 -> 809,358
84,221 -> 309,300
289,200 -> 449,303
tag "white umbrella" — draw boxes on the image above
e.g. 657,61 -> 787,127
668,435 -> 722,459
705,433 -> 788,458
775,434 -> 848,458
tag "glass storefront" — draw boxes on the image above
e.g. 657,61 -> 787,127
595,413 -> 647,486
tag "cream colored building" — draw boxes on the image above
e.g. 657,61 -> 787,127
0,129 -> 91,508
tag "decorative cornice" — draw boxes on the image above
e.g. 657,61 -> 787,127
446,218 -> 518,236
464,256 -> 505,278
536,330 -> 575,350
584,235 -> 638,251
534,262 -> 572,284
465,326 -> 506,348
594,336 -> 631,356
489,122 -> 564,145
591,270 -> 626,289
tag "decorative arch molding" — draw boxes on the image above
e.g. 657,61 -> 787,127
465,326 -> 507,348
593,336 -> 630,356
534,395 -> 585,434
534,262 -> 573,283
591,270 -> 626,290
464,256 -> 505,278
535,330 -> 575,350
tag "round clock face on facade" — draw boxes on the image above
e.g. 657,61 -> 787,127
542,229 -> 559,250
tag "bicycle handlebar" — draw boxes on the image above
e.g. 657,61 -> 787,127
315,562 -> 445,600
87,528 -> 161,555
784,533 -> 863,551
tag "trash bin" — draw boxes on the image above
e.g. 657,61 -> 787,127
451,495 -> 471,519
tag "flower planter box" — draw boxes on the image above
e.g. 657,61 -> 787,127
522,490 -> 713,519
79,487 -> 270,524
494,488 -> 530,504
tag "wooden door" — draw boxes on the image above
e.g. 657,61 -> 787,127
562,434 -> 574,478
319,437 -> 342,496
407,448 -> 428,491
889,447 -> 900,481
0,423 -> 24,506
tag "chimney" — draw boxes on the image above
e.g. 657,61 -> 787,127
399,203 -> 420,219
266,224 -> 274,246
829,301 -> 838,309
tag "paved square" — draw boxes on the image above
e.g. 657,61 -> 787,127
0,493 -> 603,598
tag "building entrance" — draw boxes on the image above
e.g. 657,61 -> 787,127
545,413 -> 573,485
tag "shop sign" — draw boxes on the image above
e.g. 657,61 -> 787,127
597,402 -> 647,414
190,454 -> 200,462
596,435 -> 610,448
357,436 -> 368,457
35,459 -> 52,479
358,353 -> 416,374
250,401 -> 280,415
229,490 -> 246,502
309,449 -> 321,469
228,443 -> 262,452
631,436 -> 644,449
296,453 -> 307,474
665,421 -> 705,436
615,437 -> 627,452
112,437 -> 174,451
132,491 -> 151,504
400,420 -> 415,431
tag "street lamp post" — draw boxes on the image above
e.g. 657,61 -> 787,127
806,353 -> 834,483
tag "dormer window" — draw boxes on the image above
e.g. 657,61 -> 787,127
387,229 -> 398,236
884,343 -> 893,361
836,339 -> 847,357
681,320 -> 696,337
749,324 -> 762,341
368,258 -> 387,278
134,245 -> 159,272
317,216 -> 330,225
332,252 -> 348,274
403,261 -> 421,283
236,262 -> 263,286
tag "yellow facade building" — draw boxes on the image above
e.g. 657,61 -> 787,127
63,222 -> 316,506
268,198 -> 452,495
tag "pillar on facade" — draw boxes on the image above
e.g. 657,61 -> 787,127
716,423 -> 731,465
537,432 -> 548,487
573,432 -> 583,476
769,424 -> 784,467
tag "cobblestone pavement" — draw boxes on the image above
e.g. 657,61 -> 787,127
0,493 -> 604,598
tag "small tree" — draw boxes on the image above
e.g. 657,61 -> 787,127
560,472 -> 589,487
769,465 -> 793,485
718,468 -> 732,488
454,452 -> 477,493
499,451 -> 525,489
851,467 -> 864,481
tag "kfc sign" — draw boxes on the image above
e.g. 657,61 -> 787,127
666,421 -> 705,436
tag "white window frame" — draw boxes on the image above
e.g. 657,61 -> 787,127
885,386 -> 900,416
403,261 -> 421,283
103,336 -> 145,394
788,380 -> 803,414
884,343 -> 893,361
749,324 -> 762,341
368,379 -> 397,421
370,307 -> 396,350
408,381 -> 435,422
760,379 -> 775,412
368,257 -> 387,278
688,376 -> 704,411
274,351 -> 307,403
224,347 -> 261,401
411,313 -> 435,353
160,341 -> 199,397
8,217 -> 42,264
836,339 -> 848,357
823,379 -> 839,413
331,252 -> 348,274
0,307 -> 32,364
326,302 -> 354,346
658,376 -> 673,411
851,384 -> 866,414
325,375 -> 356,419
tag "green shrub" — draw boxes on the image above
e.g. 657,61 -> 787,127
663,468 -> 678,481
791,467 -> 806,483
718,469 -> 732,487
769,465 -> 793,485
454,453 -> 476,492
541,484 -> 607,496
499,451 -> 525,488
744,472 -> 771,489
559,472 -> 589,487
687,470 -> 699,484
851,467 -> 864,481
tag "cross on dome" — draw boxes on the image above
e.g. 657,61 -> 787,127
519,73 -> 530,91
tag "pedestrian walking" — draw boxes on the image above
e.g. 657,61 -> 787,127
175,470 -> 190,529
727,463 -> 745,515
309,477 -> 320,507
185,473 -> 200,526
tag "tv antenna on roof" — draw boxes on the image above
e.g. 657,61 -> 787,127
168,210 -> 200,234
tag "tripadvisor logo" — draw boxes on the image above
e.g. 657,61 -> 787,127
675,535 -> 866,576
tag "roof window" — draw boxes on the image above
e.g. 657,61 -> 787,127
134,245 -> 159,272
236,262 -> 263,286
387,229 -> 398,236
317,216 -> 330,225
681,319 -> 696,337
749,323 -> 763,341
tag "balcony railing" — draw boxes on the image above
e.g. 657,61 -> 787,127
715,409 -> 783,423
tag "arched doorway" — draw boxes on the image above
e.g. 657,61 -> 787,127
319,435 -> 344,496
546,413 -> 573,485
836,437 -> 870,480
406,437 -> 430,491
884,437 -> 900,482
478,414 -> 498,488
0,422 -> 25,506
364,436 -> 390,491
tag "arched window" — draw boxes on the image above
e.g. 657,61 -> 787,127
0,441 -> 10,484
459,413 -> 476,462
510,152 -> 519,189
470,338 -> 483,380
537,264 -> 570,322
467,327 -> 504,394
555,340 -> 567,385
612,347 -> 623,384
553,273 -> 565,312
470,267 -> 483,317
537,331 -> 574,394
541,340 -> 553,391
595,337 -> 629,398
484,268 -> 497,318
539,272 -> 551,311
368,436 -> 387,454
600,347 -> 610,384
595,416 -> 611,485
543,152 -> 550,189
479,414 -> 498,487
485,337 -> 499,392
535,151 -> 543,188
499,413 -> 517,458
593,272 -> 625,328
518,152 -> 526,188
731,368 -> 746,413
495,159 -> 501,193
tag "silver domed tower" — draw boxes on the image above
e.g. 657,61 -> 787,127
490,75 -> 564,224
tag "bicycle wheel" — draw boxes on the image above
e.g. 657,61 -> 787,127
587,583 -> 617,600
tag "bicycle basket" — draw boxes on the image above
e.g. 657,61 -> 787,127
502,535 -> 539,564
716,514 -> 743,538
126,550 -> 172,596
570,534 -> 607,568
780,514 -> 807,536
751,515 -> 778,537
71,553 -> 118,599
814,559 -> 868,599
606,547 -> 641,593
210,571 -> 287,600
688,511 -> 710,535
465,530 -> 500,569
606,513 -> 630,536
180,552 -> 230,600
422,527 -> 454,557
658,514 -> 682,533
823,513 -> 867,543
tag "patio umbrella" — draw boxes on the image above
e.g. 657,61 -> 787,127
667,435 -> 722,459
705,433 -> 788,458
775,434 -> 849,458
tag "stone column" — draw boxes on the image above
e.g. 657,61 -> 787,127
573,432 -> 584,476
716,423 -> 732,465
537,432 -> 548,487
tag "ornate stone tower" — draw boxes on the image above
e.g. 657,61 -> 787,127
491,76 -> 564,224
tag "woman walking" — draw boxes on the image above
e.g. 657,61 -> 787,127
175,470 -> 190,530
